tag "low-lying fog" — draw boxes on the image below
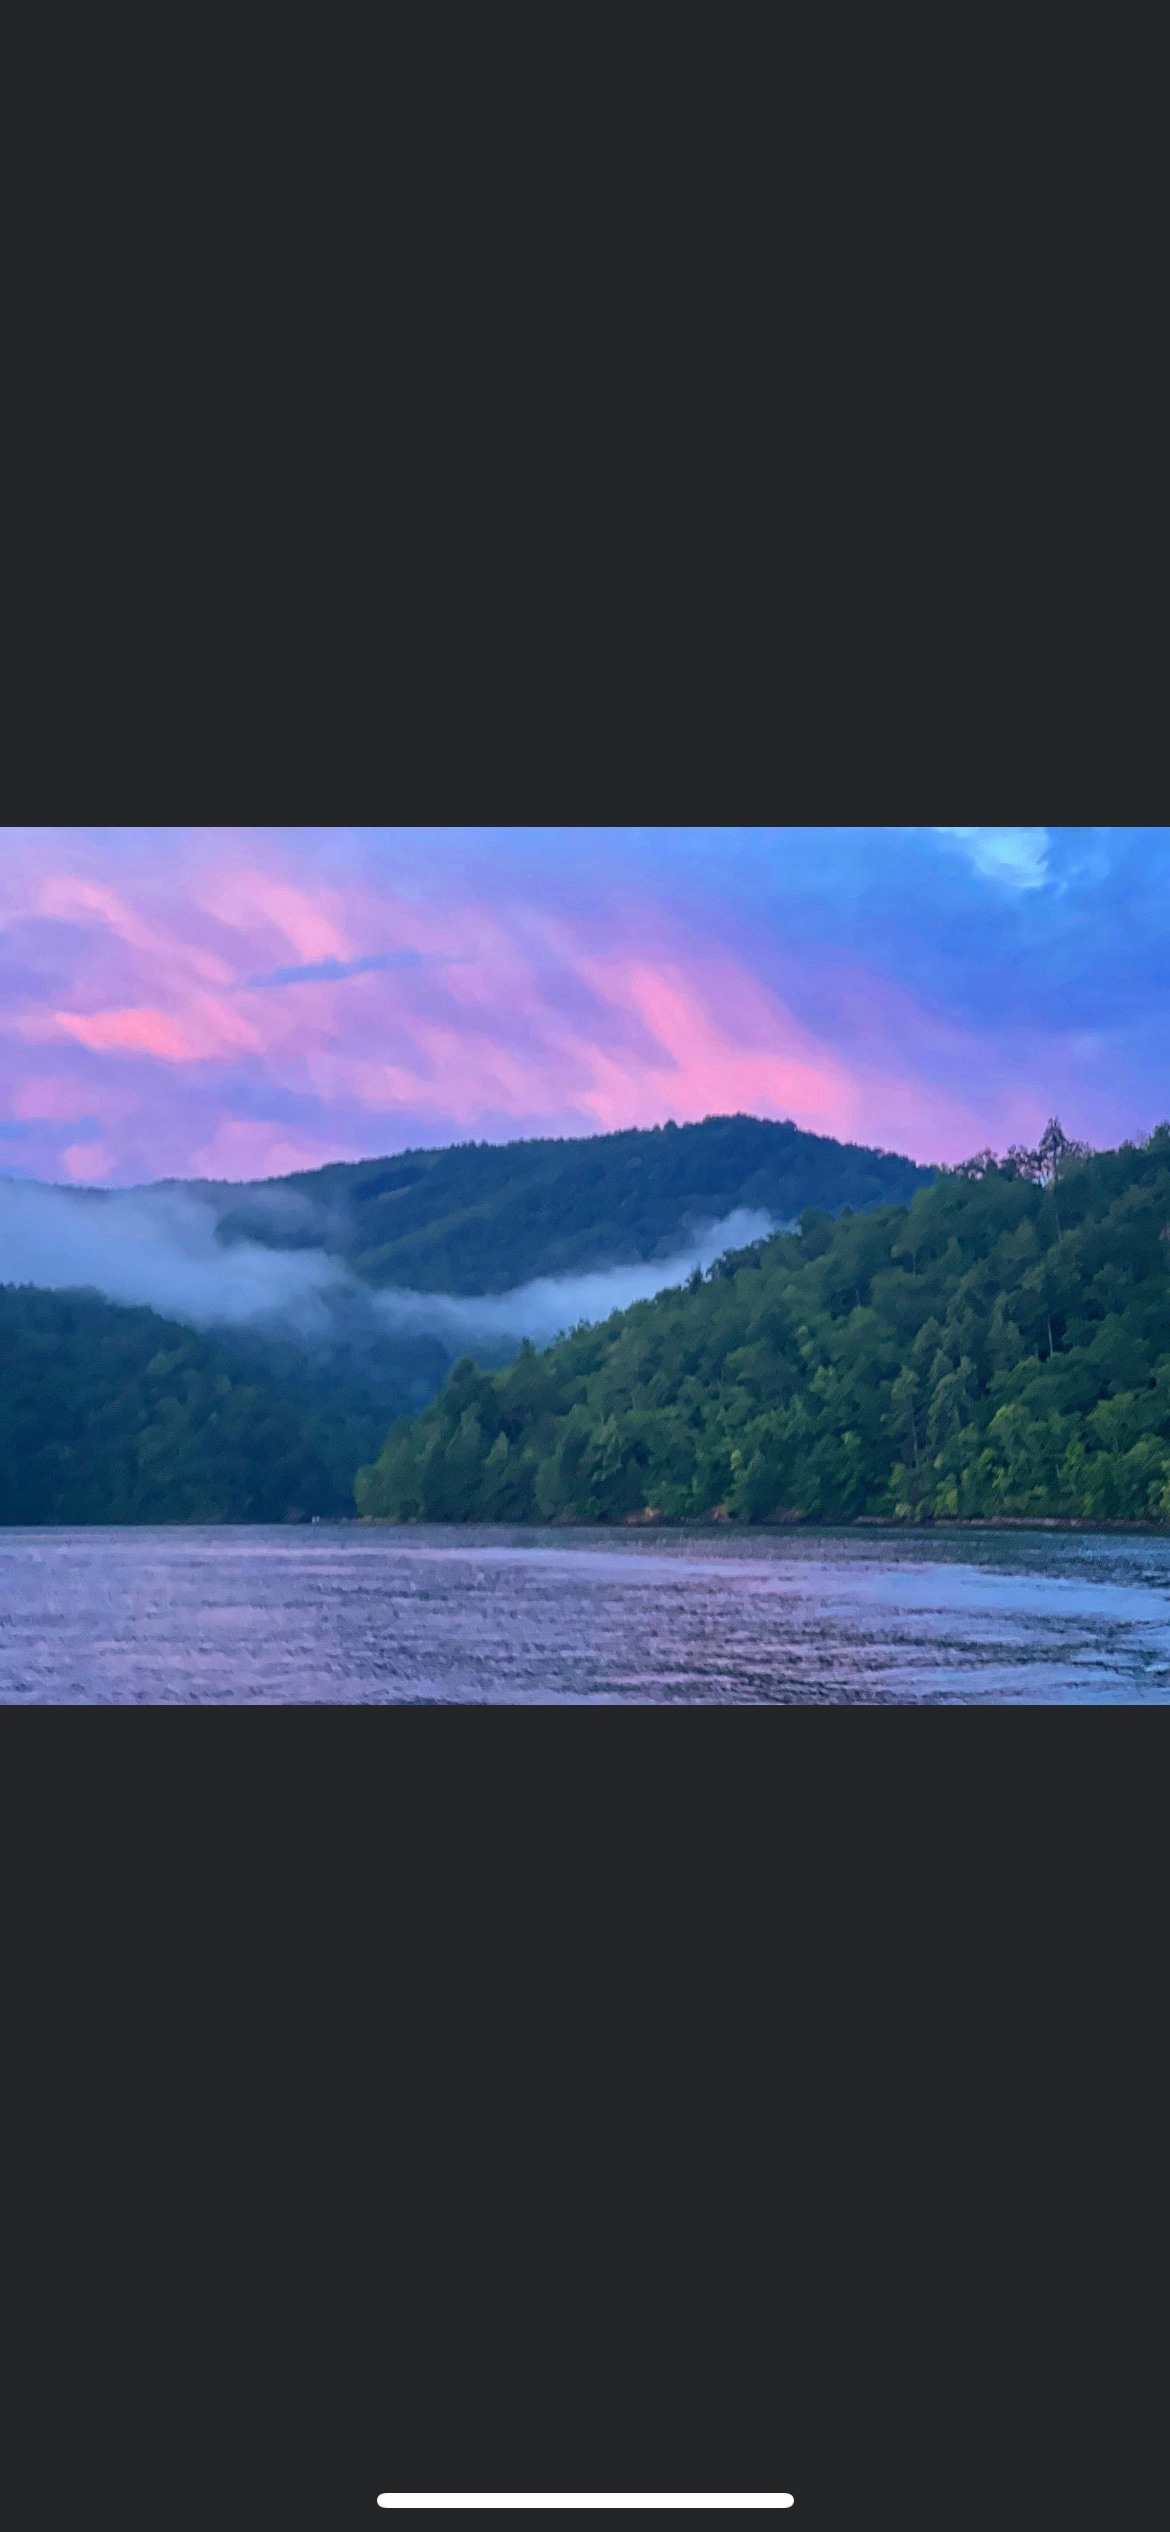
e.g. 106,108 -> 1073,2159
0,1177 -> 777,1353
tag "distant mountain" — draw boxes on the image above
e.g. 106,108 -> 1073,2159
179,1114 -> 935,1294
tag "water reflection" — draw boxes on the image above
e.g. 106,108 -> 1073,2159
3,1524 -> 1170,1703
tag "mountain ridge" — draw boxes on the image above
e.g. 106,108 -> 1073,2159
151,1113 -> 936,1294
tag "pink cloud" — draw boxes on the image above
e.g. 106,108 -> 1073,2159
197,869 -> 354,965
61,1140 -> 116,1183
320,1027 -> 543,1125
186,1119 -> 362,1181
11,1075 -> 108,1124
54,1008 -> 195,1060
52,998 -> 263,1063
573,958 -> 857,1134
559,953 -> 1023,1166
38,873 -> 234,986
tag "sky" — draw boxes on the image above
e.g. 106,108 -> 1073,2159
0,826 -> 1164,1187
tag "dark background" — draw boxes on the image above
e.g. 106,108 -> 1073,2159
5,1715 -> 1150,2532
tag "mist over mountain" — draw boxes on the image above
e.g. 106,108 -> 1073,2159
197,1113 -> 933,1295
0,1173 -> 775,1348
0,1115 -> 934,1523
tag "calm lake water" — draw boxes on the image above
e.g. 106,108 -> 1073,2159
3,1523 -> 1170,1702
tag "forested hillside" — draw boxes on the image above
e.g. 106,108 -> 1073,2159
0,1286 -> 430,1523
1,1116 -> 933,1524
192,1115 -> 933,1292
356,1124 -> 1170,1528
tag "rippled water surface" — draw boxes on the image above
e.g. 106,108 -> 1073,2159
4,1524 -> 1170,1702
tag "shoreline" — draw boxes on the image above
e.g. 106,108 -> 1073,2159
2,1513 -> 1168,1541
358,1511 -> 1170,1538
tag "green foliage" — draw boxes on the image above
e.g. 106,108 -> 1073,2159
356,1122 -> 1170,1530
0,1286 -> 354,1523
207,1114 -> 933,1294
0,1109 -> 928,1524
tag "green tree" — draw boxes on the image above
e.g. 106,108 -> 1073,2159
354,1125 -> 1170,1534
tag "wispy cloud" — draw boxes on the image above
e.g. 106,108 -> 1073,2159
931,827 -> 1052,888
243,950 -> 424,988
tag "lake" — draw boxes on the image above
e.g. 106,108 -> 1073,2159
3,1523 -> 1170,1702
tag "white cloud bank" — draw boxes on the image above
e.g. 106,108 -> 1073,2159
0,1178 -> 776,1352
374,1210 -> 777,1351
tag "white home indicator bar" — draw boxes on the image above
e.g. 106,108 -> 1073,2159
376,2501 -> 794,2512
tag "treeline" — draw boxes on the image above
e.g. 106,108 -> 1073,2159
355,1124 -> 1170,1528
0,1287 -> 350,1523
206,1113 -> 934,1294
